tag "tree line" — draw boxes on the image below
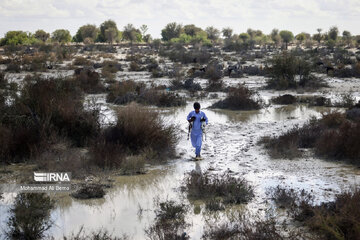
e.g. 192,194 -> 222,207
1,20 -> 359,49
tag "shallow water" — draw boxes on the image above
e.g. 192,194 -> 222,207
1,99 -> 359,239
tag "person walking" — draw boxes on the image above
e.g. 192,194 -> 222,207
187,102 -> 208,160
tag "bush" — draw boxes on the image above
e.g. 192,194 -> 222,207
63,228 -> 129,240
202,211 -> 300,240
271,94 -> 297,105
73,56 -> 92,66
101,60 -> 122,81
129,61 -> 144,71
107,81 -> 186,107
210,84 -> 263,110
160,47 -> 211,64
71,184 -> 106,199
106,80 -> 141,104
7,193 -> 54,240
260,112 -> 360,162
74,68 -> 105,93
89,104 -> 177,169
22,52 -> 49,71
145,200 -> 189,240
266,52 -> 325,90
270,186 -> 360,240
0,76 -> 100,163
184,170 -> 254,205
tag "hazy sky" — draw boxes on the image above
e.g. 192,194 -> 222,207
1,0 -> 359,38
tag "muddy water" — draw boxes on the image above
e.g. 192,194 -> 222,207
1,101 -> 360,239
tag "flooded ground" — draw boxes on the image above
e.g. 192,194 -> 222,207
1,46 -> 360,239
1,99 -> 359,239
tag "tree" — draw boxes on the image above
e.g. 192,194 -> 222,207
205,26 -> 220,42
140,24 -> 148,36
34,30 -> 50,42
296,33 -> 306,44
222,27 -> 233,39
313,28 -> 323,44
239,33 -> 250,43
342,30 -> 352,45
271,29 -> 281,46
51,29 -> 71,43
183,24 -> 202,37
0,31 -> 37,46
104,28 -> 118,44
143,34 -> 152,43
328,26 -> 339,41
161,22 -> 182,41
279,30 -> 294,49
74,24 -> 99,43
123,24 -> 141,43
99,20 -> 119,43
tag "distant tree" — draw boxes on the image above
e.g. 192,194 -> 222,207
143,34 -> 152,43
183,24 -> 202,37
313,28 -> 323,44
74,24 -> 99,43
328,26 -> 339,41
279,30 -> 294,49
98,20 -> 119,43
341,30 -> 352,46
51,29 -> 71,43
161,22 -> 182,41
104,28 -> 118,44
123,24 -> 141,43
355,35 -> 360,46
239,33 -> 250,42
296,33 -> 306,44
222,27 -> 233,39
205,26 -> 220,42
0,31 -> 36,45
34,30 -> 50,42
140,24 -> 148,36
271,29 -> 281,46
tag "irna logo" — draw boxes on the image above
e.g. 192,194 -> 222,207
34,172 -> 71,182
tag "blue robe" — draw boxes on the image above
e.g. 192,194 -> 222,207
187,111 -> 208,156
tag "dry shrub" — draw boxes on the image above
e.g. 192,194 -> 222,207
0,76 -> 100,163
138,89 -> 186,107
260,112 -> 360,162
7,193 -> 54,240
106,80 -> 141,103
107,81 -> 186,107
74,68 -> 105,93
269,186 -> 360,240
63,227 -> 129,240
5,60 -> 21,72
101,60 -> 122,81
211,84 -> 263,110
271,94 -> 297,105
145,200 -> 189,240
129,61 -> 143,71
184,171 -> 254,205
36,140 -> 89,179
315,120 -> 360,160
73,56 -> 92,66
202,211 -> 304,240
90,104 -> 177,169
306,189 -> 360,240
22,52 -> 48,71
